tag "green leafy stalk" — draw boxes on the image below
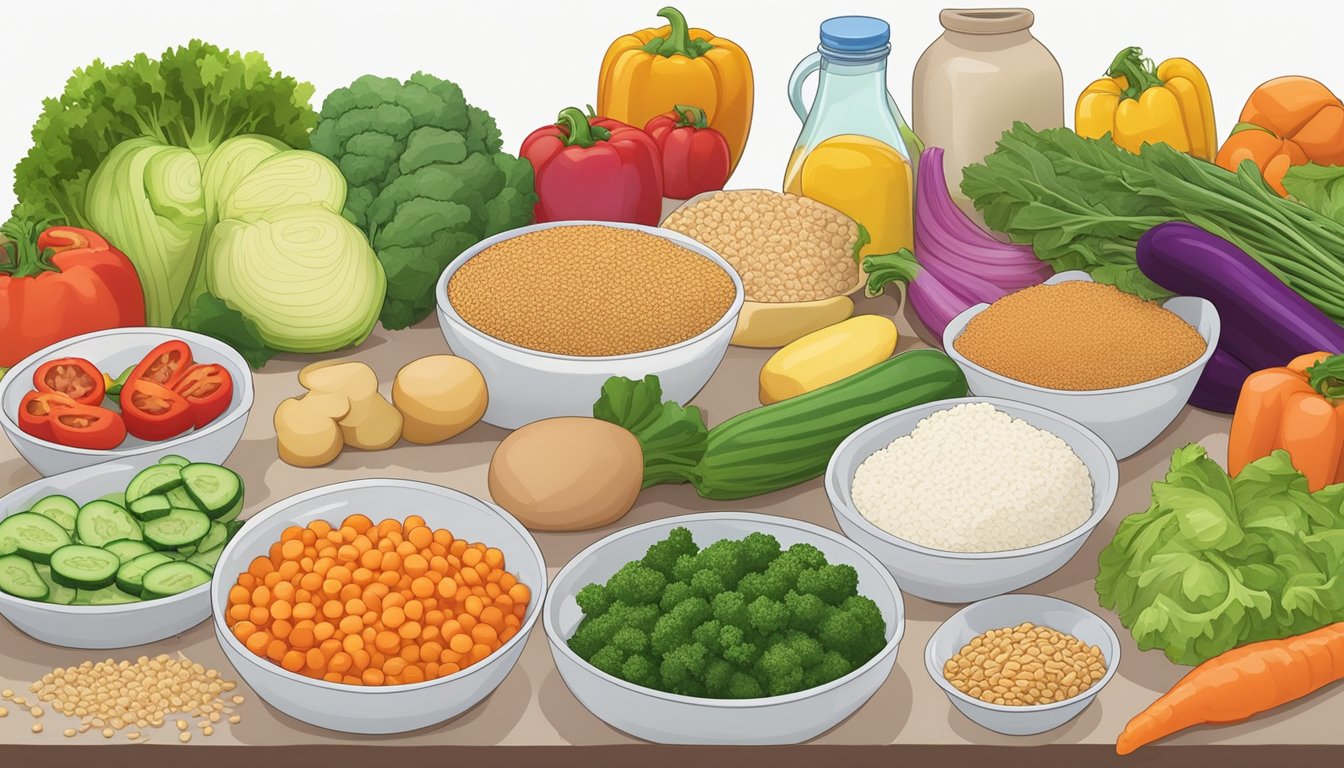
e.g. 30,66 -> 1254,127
861,248 -> 919,298
0,219 -> 59,279
593,375 -> 708,488
673,104 -> 710,128
641,7 -> 714,59
1307,354 -> 1344,400
1106,46 -> 1163,99
556,107 -> 610,147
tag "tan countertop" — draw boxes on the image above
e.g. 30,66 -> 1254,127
0,292 -> 1332,765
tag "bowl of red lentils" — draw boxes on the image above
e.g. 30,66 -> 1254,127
209,478 -> 547,734
435,221 -> 744,429
924,594 -> 1120,736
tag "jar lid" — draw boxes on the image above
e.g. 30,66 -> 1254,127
819,16 -> 890,52
939,8 -> 1034,34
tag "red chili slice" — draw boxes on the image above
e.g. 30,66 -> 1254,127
17,390 -> 78,443
119,378 -> 195,442
171,363 -> 234,429
48,404 -> 127,450
126,340 -> 193,391
34,356 -> 106,406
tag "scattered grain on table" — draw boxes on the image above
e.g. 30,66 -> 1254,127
943,623 -> 1107,706
662,190 -> 861,303
953,281 -> 1206,390
447,224 -> 736,356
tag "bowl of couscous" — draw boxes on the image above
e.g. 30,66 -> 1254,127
435,221 -> 744,429
942,271 -> 1220,459
824,398 -> 1118,604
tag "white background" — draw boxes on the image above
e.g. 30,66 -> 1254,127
0,0 -> 1339,215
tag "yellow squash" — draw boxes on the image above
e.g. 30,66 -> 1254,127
759,315 -> 899,404
1076,46 -> 1216,160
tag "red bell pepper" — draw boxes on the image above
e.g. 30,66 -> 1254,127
17,390 -> 77,443
48,404 -> 127,450
120,379 -> 195,442
126,340 -> 193,390
0,219 -> 146,367
520,106 -> 663,225
644,105 -> 732,199
34,357 -> 106,406
172,363 -> 234,429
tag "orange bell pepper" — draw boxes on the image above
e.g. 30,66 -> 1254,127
1215,77 -> 1344,196
1228,352 -> 1344,491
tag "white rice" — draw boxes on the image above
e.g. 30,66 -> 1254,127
850,403 -> 1093,553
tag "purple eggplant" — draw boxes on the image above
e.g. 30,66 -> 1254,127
1187,347 -> 1253,413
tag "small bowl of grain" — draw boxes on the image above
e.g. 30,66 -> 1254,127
924,594 -> 1120,736
942,271 -> 1219,459
436,221 -> 743,429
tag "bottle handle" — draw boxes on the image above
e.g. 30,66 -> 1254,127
788,53 -> 822,123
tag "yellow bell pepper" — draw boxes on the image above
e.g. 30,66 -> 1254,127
1076,46 -> 1216,160
597,6 -> 753,174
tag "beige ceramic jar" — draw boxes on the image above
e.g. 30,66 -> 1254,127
913,8 -> 1063,218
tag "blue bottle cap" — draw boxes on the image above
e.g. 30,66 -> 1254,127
819,16 -> 891,52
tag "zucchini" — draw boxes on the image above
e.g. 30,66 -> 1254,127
49,545 -> 120,589
129,494 -> 172,521
594,350 -> 969,500
35,564 -> 76,605
143,509 -> 211,550
181,464 -> 242,518
104,539 -> 155,564
140,562 -> 211,598
75,501 -> 142,548
0,512 -> 72,564
0,554 -> 48,600
29,495 -> 79,533
125,464 -> 182,503
116,552 -> 175,595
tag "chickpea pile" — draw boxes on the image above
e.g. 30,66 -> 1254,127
942,622 -> 1107,706
224,514 -> 531,686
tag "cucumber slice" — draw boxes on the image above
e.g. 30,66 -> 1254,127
0,554 -> 48,601
129,494 -> 172,522
125,464 -> 183,504
166,487 -> 200,512
140,562 -> 211,599
103,539 -> 155,564
181,465 -> 243,518
29,495 -> 79,533
75,501 -> 142,548
143,510 -> 211,550
215,497 -> 243,524
158,455 -> 191,467
191,522 -> 228,556
115,552 -> 174,595
0,512 -> 73,564
35,564 -> 76,605
186,545 -> 224,572
74,585 -> 138,605
49,545 -> 120,589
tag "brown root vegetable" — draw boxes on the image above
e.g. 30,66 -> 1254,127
274,393 -> 350,468
488,417 -> 643,531
298,360 -> 402,450
391,355 -> 487,444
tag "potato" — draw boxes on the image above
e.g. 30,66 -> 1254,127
275,393 -> 350,468
299,359 -> 403,450
488,417 -> 643,531
392,355 -> 487,444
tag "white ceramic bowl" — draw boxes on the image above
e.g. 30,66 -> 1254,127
0,328 -> 254,475
0,461 -> 215,648
435,221 -> 744,429
942,271 -> 1219,459
211,479 -> 547,734
924,594 -> 1120,735
826,397 -> 1118,604
544,512 -> 905,745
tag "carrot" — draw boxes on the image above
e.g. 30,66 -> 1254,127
1116,622 -> 1344,754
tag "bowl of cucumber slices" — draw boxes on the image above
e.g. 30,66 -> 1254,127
0,455 -> 246,648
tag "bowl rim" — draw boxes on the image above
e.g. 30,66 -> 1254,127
0,327 -> 255,458
941,271 -> 1221,397
825,396 -> 1119,560
210,478 -> 548,695
922,594 -> 1121,714
0,459 -> 211,617
434,220 -> 745,362
542,511 -> 906,709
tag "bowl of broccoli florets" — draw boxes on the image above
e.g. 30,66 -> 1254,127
542,512 -> 905,744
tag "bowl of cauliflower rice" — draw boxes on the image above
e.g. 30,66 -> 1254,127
825,398 -> 1118,604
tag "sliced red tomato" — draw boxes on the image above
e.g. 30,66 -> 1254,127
34,357 -> 106,405
120,378 -> 195,442
49,404 -> 127,450
126,340 -> 193,390
17,390 -> 77,442
171,363 -> 234,429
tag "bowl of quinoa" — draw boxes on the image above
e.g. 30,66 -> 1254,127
436,221 -> 743,429
943,271 -> 1220,459
825,397 -> 1118,604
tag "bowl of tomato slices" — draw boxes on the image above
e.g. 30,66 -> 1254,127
0,328 -> 253,475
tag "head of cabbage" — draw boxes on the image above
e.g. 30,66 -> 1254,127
84,135 -> 385,356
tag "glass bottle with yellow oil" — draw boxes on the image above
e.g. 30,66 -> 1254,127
785,16 -> 919,258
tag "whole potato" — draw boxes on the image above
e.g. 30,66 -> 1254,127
392,355 -> 488,444
488,417 -> 643,531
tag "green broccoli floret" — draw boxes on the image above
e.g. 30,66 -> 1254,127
568,601 -> 660,659
693,539 -> 750,589
589,644 -> 627,677
819,596 -> 887,666
757,644 -> 804,696
651,597 -> 712,655
804,650 -> 856,688
760,544 -> 826,595
738,570 -> 790,603
690,568 -> 725,599
672,553 -> 699,583
796,564 -> 860,605
784,542 -> 828,570
739,532 -> 782,572
611,627 -> 648,655
660,580 -> 695,612
726,672 -> 764,698
722,630 -> 760,668
784,590 -> 829,630
712,590 -> 749,629
606,560 -> 667,606
704,658 -> 736,696
660,642 -> 710,694
747,595 -> 790,635
779,630 -> 824,668
575,582 -> 611,616
642,527 -> 699,578
621,654 -> 660,689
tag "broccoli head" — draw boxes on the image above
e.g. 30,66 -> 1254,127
575,582 -> 610,616
611,627 -> 649,655
726,672 -> 764,699
784,590 -> 829,630
796,563 -> 860,605
641,526 -> 699,577
692,619 -> 725,655
721,624 -> 761,668
747,595 -> 790,636
651,596 -> 712,655
660,642 -> 710,695
690,568 -> 726,599
606,560 -> 667,606
757,644 -> 804,696
621,654 -> 660,689
778,630 -> 824,668
589,645 -> 627,678
739,532 -> 783,572
738,570 -> 791,603
819,596 -> 888,666
704,658 -> 736,697
660,580 -> 696,612
712,590 -> 750,629
804,650 -> 856,689
692,538 -> 751,589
